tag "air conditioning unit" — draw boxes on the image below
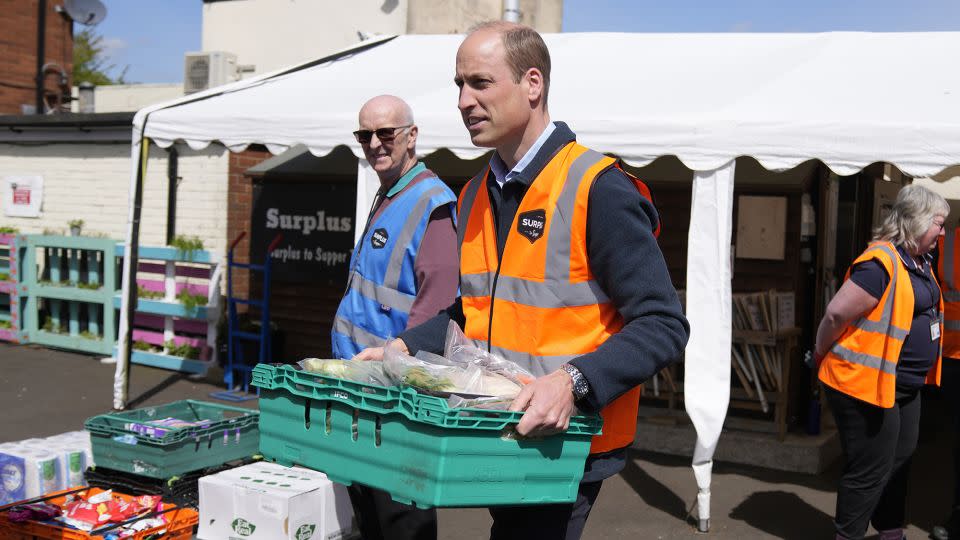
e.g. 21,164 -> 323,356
183,51 -> 238,94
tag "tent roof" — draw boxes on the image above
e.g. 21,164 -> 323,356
137,32 -> 960,176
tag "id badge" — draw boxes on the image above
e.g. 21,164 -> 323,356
931,321 -> 941,341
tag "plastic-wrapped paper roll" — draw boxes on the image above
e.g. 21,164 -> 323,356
49,444 -> 87,487
0,447 -> 62,500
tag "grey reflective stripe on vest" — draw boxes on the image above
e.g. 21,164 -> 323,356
460,272 -> 608,307
946,320 -> 960,331
945,291 -> 960,303
460,271 -> 493,298
829,344 -> 898,375
456,169 -> 487,252
333,316 -> 386,349
348,272 -> 415,313
383,184 -> 452,290
830,243 -> 905,373
946,227 -> 956,290
473,339 -> 579,377
545,149 -> 607,283
850,244 -> 906,337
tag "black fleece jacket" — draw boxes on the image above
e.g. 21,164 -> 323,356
401,121 -> 689,426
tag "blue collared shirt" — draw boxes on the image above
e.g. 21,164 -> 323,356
488,122 -> 557,188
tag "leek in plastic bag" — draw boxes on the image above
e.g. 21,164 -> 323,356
382,347 -> 484,395
298,358 -> 391,386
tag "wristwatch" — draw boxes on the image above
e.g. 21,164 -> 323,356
561,363 -> 590,401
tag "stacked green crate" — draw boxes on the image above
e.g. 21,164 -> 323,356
253,363 -> 603,508
84,400 -> 260,478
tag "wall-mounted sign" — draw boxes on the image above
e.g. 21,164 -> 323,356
251,182 -> 355,284
2,175 -> 43,218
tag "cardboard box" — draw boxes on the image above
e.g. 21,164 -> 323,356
198,461 -> 354,540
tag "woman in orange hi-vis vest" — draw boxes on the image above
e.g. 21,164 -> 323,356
815,184 -> 948,540
933,226 -> 960,540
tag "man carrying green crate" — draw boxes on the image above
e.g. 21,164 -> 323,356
333,95 -> 460,540
355,21 -> 689,540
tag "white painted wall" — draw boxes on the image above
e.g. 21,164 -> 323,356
0,144 -> 230,257
68,84 -> 185,113
202,0 -> 409,77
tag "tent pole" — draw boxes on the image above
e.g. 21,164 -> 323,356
113,136 -> 149,410
683,160 -> 736,533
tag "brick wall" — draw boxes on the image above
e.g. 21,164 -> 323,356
226,148 -> 272,304
0,0 -> 74,114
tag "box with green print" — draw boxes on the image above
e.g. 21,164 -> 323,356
197,461 -> 355,540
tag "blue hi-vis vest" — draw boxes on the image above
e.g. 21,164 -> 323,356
331,172 -> 456,359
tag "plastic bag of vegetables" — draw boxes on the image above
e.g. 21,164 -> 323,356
382,347 -> 485,396
298,358 -> 391,386
443,321 -> 535,385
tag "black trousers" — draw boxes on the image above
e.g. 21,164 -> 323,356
487,481 -> 603,540
942,360 -> 960,510
825,384 -> 921,539
347,484 -> 437,540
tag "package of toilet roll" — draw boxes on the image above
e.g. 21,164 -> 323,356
0,447 -> 61,503
0,430 -> 94,503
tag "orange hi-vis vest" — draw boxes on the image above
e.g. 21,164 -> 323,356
938,229 -> 960,359
457,141 -> 654,454
819,242 -> 942,407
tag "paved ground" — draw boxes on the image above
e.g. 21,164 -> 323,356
1,341 -> 956,539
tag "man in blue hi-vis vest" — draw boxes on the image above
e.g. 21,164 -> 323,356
332,95 -> 458,540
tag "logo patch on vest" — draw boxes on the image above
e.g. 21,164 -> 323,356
517,209 -> 546,243
371,228 -> 388,249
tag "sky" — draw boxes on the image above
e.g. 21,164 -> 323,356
92,0 -> 960,84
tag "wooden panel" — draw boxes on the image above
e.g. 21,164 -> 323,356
736,196 -> 787,260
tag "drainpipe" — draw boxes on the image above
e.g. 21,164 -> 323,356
503,0 -> 520,22
166,147 -> 179,244
36,0 -> 47,113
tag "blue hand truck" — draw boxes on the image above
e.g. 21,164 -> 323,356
210,231 -> 283,402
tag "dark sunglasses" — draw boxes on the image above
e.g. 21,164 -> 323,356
353,124 -> 413,144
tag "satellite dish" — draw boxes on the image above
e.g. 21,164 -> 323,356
62,0 -> 107,26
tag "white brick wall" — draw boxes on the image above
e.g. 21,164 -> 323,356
0,143 -> 230,257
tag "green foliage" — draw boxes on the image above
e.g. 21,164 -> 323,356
169,235 -> 204,258
137,285 -> 165,300
0,273 -> 9,282
0,320 -> 12,329
73,28 -> 128,85
42,319 -> 62,334
0,226 -> 17,233
78,330 -> 99,340
68,219 -> 84,229
164,339 -> 200,359
176,288 -> 208,311
133,340 -> 158,352
76,281 -> 102,290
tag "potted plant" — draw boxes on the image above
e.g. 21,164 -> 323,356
68,219 -> 84,236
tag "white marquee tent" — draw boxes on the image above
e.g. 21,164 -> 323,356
117,32 -> 960,529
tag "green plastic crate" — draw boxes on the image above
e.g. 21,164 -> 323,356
252,363 -> 602,508
84,400 -> 259,478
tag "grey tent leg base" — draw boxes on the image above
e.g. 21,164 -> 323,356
698,518 -> 710,533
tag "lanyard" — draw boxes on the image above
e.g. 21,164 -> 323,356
903,250 -> 940,317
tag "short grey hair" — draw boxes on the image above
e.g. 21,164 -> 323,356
873,183 -> 949,252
